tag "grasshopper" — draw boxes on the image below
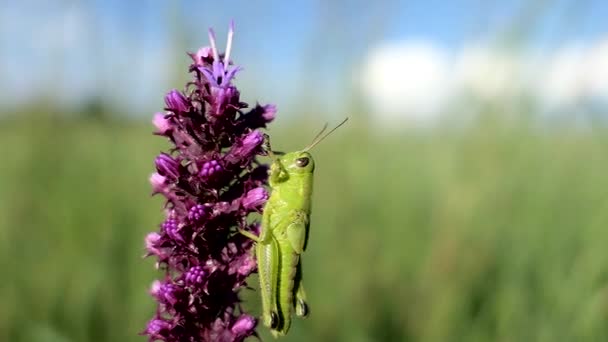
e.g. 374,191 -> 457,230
239,118 -> 348,337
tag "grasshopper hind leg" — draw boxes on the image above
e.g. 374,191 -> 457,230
293,259 -> 309,318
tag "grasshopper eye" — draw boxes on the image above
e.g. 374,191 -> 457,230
295,157 -> 309,168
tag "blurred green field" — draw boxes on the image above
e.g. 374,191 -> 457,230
2,113 -> 608,342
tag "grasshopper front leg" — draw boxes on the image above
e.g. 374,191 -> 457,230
276,210 -> 309,254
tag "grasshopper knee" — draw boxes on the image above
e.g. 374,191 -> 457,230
270,311 -> 280,329
296,299 -> 309,318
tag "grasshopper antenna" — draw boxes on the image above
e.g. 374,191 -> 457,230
304,117 -> 349,151
308,123 -> 329,146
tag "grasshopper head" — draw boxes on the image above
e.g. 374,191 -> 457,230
267,118 -> 347,181
280,151 -> 315,174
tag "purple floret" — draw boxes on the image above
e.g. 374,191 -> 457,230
143,21 -> 272,342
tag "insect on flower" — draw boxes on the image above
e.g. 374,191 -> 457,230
239,118 -> 348,337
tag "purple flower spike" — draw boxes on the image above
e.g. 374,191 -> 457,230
164,89 -> 189,113
144,22 -> 272,342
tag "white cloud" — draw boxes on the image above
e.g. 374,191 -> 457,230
586,40 -> 608,100
454,46 -> 522,100
538,44 -> 587,108
537,39 -> 608,109
360,41 -> 450,125
360,38 -> 608,125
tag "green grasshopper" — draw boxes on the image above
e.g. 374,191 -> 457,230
239,118 -> 348,337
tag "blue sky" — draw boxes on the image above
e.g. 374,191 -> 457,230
1,0 -> 607,116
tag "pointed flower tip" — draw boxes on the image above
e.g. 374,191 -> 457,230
224,21 -> 235,65
149,280 -> 162,296
149,173 -> 167,193
262,104 -> 277,122
145,232 -> 162,256
152,113 -> 171,135
208,28 -> 220,61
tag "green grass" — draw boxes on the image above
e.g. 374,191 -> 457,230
2,113 -> 608,341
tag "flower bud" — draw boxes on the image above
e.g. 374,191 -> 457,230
241,187 -> 268,210
225,130 -> 264,164
152,113 -> 172,135
149,173 -> 167,193
231,314 -> 256,337
155,153 -> 180,180
164,89 -> 189,113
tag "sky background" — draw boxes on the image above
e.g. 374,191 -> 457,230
1,0 -> 607,123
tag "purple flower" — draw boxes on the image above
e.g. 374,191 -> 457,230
190,46 -> 213,66
149,173 -> 167,194
143,22 -> 271,342
185,266 -> 207,287
188,204 -> 207,222
241,187 -> 268,211
231,314 -> 256,338
155,153 -> 180,180
144,318 -> 173,340
199,159 -> 223,179
260,104 -> 277,121
225,130 -> 264,165
145,232 -> 162,256
199,23 -> 241,89
162,218 -> 185,243
150,281 -> 184,307
229,252 -> 257,277
164,89 -> 189,113
153,113 -> 172,135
